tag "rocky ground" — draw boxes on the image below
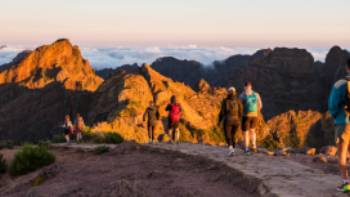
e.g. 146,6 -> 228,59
0,142 -> 348,197
0,143 -> 256,197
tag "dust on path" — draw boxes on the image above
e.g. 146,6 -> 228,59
0,143 -> 257,197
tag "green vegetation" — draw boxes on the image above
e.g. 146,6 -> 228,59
0,154 -> 7,174
0,140 -> 15,149
31,175 -> 47,186
52,134 -> 66,143
10,144 -> 55,176
262,135 -> 280,151
82,131 -> 124,144
93,145 -> 110,155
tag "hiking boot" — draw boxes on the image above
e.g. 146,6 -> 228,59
228,146 -> 235,156
244,149 -> 252,156
337,183 -> 350,193
251,148 -> 258,153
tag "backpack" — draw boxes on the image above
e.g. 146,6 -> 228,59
169,104 -> 181,123
344,81 -> 350,116
225,99 -> 240,119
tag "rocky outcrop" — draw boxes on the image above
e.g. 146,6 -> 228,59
152,48 -> 328,118
0,39 -> 103,141
89,64 -> 227,144
151,57 -> 205,88
0,39 -> 103,91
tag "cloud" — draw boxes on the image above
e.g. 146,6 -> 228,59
0,45 -> 343,69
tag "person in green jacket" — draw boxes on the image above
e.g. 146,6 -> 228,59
239,82 -> 262,154
143,100 -> 160,144
219,87 -> 243,156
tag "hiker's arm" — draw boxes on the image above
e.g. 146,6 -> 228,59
257,93 -> 263,111
156,109 -> 160,120
239,100 -> 243,119
143,108 -> 148,121
328,85 -> 342,118
165,104 -> 171,112
218,100 -> 225,123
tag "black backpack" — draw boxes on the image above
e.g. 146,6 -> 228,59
344,80 -> 350,115
225,99 -> 240,119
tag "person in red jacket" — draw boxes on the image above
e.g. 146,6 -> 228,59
166,96 -> 182,143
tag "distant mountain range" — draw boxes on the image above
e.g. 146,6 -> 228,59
0,39 -> 348,148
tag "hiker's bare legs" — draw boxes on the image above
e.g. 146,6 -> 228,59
175,128 -> 180,143
65,134 -> 70,143
250,129 -> 257,150
244,131 -> 250,150
76,133 -> 82,142
339,140 -> 349,180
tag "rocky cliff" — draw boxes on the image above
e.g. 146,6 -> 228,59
151,47 -> 350,118
0,39 -> 103,91
0,39 -> 103,141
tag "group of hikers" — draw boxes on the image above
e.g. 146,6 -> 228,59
142,95 -> 182,144
60,58 -> 350,193
142,81 -> 263,156
62,113 -> 85,143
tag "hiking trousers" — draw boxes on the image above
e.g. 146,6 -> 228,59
147,122 -> 156,141
224,119 -> 240,147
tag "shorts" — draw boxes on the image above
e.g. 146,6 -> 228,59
64,128 -> 73,135
335,125 -> 350,144
242,116 -> 258,131
168,118 -> 179,130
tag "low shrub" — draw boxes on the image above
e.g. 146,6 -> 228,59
103,132 -> 124,144
82,131 -> 124,144
93,145 -> 110,155
0,140 -> 15,149
0,154 -> 7,174
10,144 -> 55,176
52,134 -> 66,143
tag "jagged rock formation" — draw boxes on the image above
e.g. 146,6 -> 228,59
151,47 -> 350,118
0,39 -> 103,141
90,65 -> 227,144
0,40 -> 347,148
151,57 -> 206,88
0,39 -> 103,91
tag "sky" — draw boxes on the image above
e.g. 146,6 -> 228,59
0,0 -> 349,68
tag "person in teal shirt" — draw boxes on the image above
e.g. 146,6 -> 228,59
239,82 -> 262,154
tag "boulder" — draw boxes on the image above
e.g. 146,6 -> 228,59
320,146 -> 337,157
306,148 -> 317,156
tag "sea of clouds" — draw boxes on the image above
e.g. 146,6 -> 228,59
0,45 -> 337,69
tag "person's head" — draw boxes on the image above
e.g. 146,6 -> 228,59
227,87 -> 237,98
170,95 -> 177,104
149,100 -> 155,106
347,58 -> 350,73
244,81 -> 253,92
65,115 -> 71,122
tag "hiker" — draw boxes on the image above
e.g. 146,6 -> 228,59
166,96 -> 182,143
328,58 -> 350,192
239,81 -> 262,154
143,100 -> 160,144
219,87 -> 243,156
63,115 -> 74,143
75,113 -> 85,143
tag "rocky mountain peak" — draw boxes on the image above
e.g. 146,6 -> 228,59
0,39 -> 103,91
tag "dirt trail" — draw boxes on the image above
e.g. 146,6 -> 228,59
0,143 -> 257,197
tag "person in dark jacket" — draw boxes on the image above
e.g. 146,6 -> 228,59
329,58 -> 350,192
143,100 -> 160,144
219,87 -> 243,156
